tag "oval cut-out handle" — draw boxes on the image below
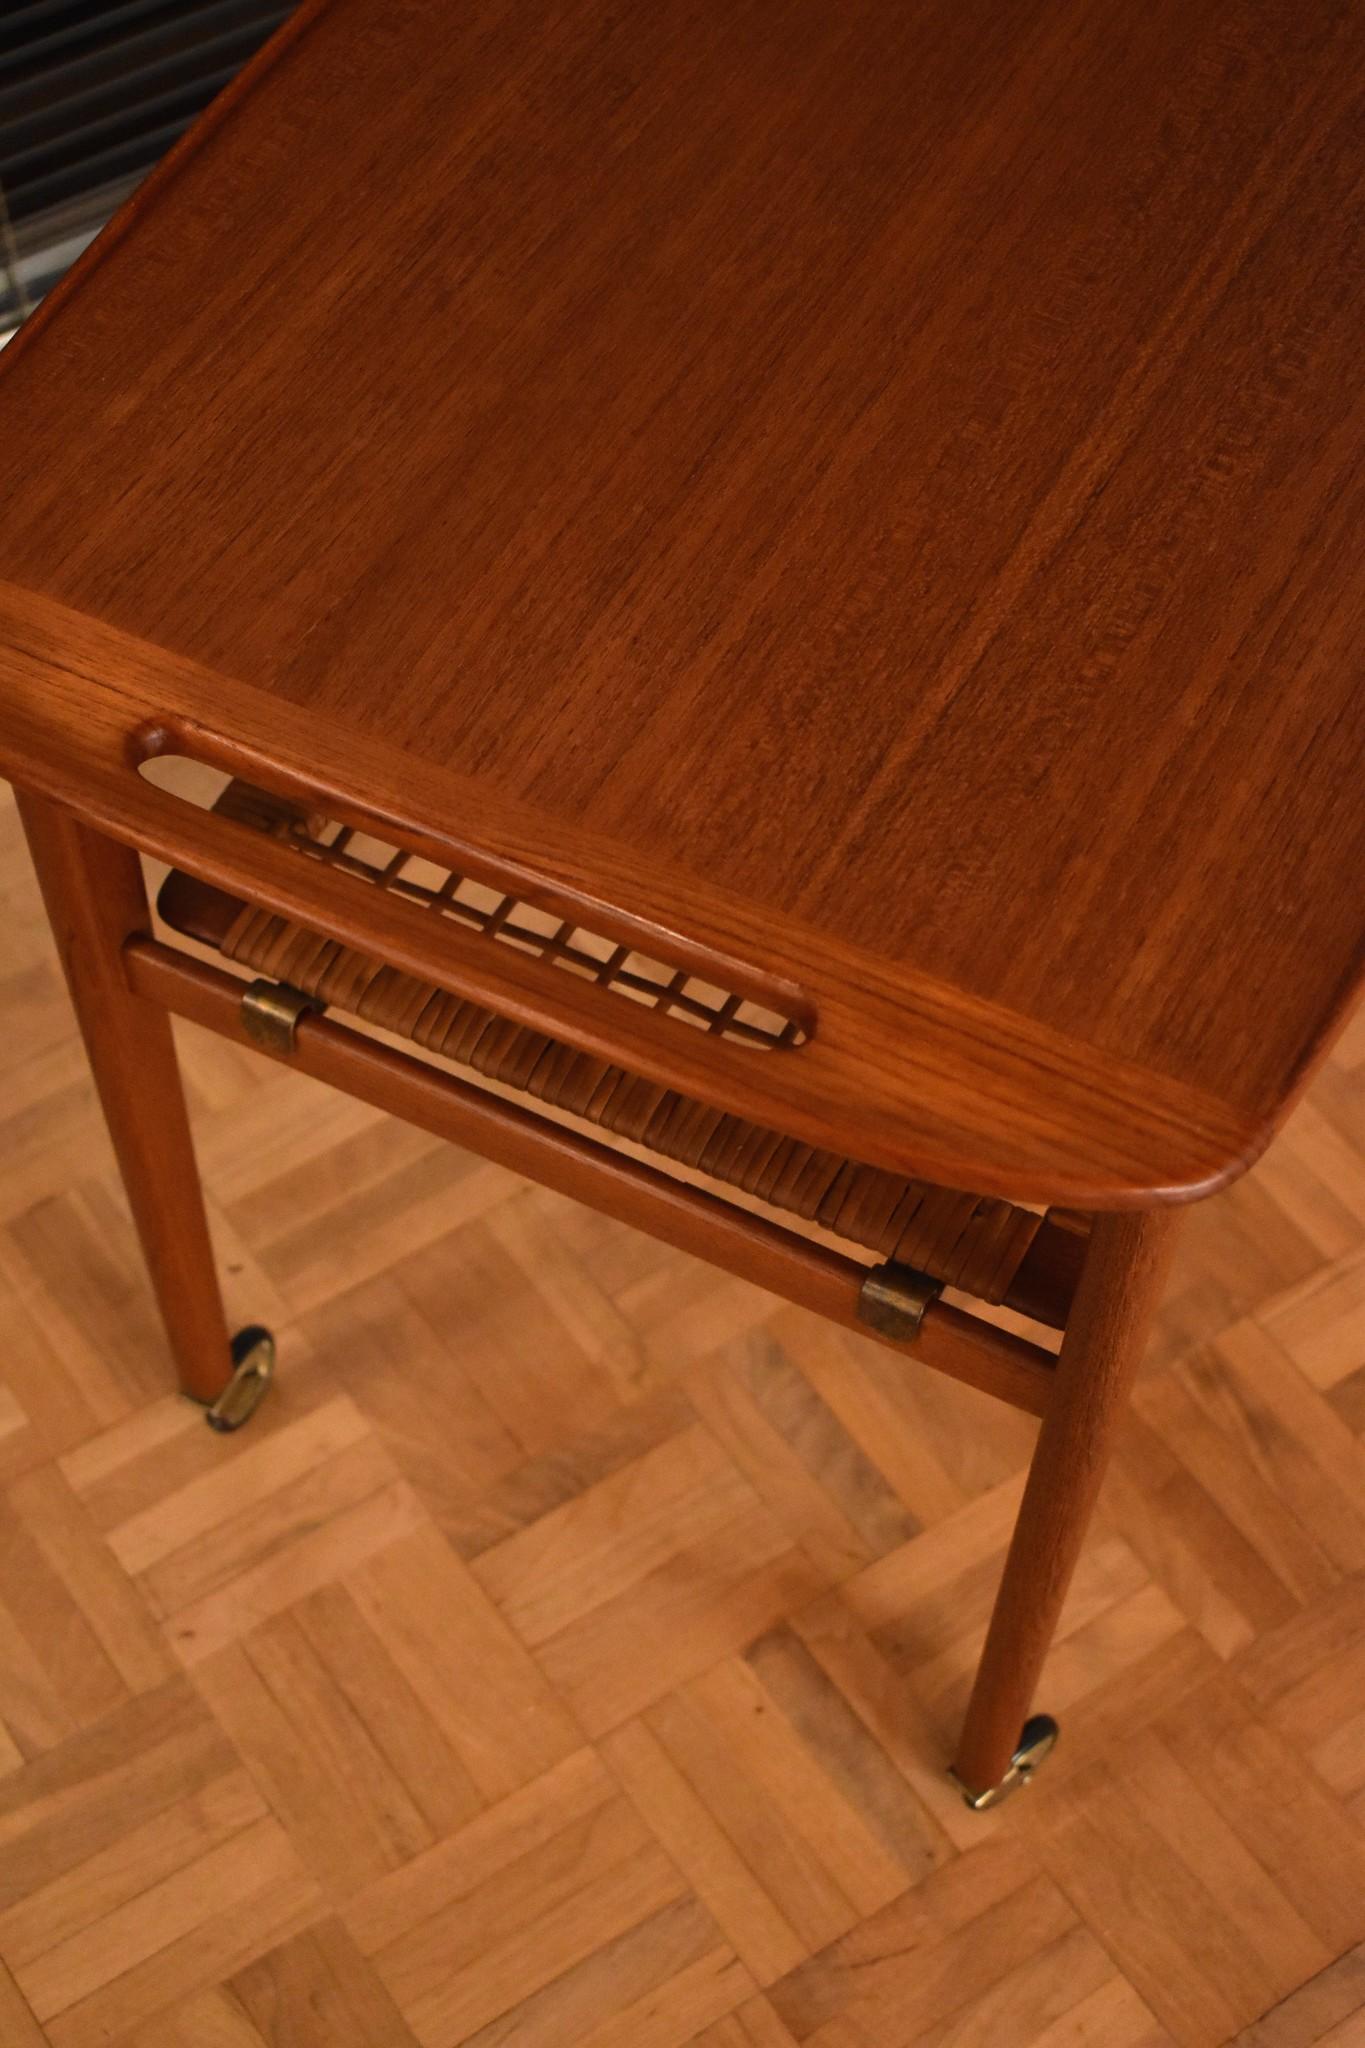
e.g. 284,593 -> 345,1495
137,747 -> 816,1057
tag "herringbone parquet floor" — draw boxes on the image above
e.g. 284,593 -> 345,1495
2,771 -> 1364,2048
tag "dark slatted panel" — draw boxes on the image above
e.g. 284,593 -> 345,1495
0,1 -> 293,325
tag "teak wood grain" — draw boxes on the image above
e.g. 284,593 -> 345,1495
0,584 -> 1247,1207
1,0 -> 1364,1208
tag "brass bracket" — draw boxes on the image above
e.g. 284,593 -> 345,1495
857,1261 -> 944,1342
240,978 -> 324,1055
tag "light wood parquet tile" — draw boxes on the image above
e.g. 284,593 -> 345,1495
1230,1943 -> 1365,2048
0,1957 -> 50,2048
227,1919 -> 425,2046
766,1839 -> 1076,2044
691,2001 -> 803,2048
1,772 -> 1364,2044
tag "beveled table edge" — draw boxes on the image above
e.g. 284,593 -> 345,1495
0,580 -> 1268,1211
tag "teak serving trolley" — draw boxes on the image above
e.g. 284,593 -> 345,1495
2,0 -> 1363,1809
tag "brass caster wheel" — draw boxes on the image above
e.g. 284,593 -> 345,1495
950,1714 -> 1059,1812
203,1325 -> 276,1433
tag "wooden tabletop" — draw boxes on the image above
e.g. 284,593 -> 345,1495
1,0 -> 1362,1209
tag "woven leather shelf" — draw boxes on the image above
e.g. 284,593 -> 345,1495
157,781 -> 1084,1325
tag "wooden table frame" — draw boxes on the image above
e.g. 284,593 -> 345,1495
4,0 -> 1362,1813
16,780 -> 1175,1807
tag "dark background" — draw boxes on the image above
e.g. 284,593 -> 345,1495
1,1 -> 295,330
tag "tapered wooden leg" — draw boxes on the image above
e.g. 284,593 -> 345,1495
18,790 -> 235,1405
951,1206 -> 1179,1804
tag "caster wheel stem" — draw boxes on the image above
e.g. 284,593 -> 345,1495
198,1325 -> 276,1432
950,1714 -> 1059,1811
